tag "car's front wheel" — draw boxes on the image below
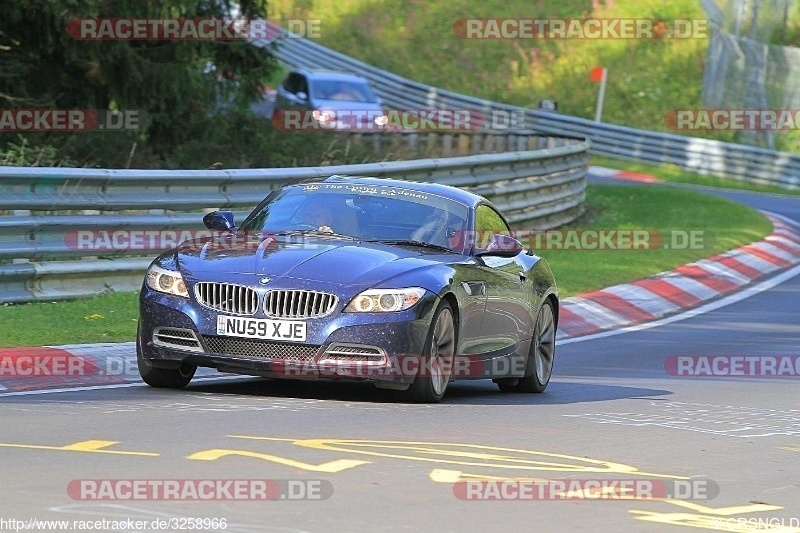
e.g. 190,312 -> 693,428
137,329 -> 196,389
404,300 -> 456,403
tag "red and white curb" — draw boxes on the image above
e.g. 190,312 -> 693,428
589,165 -> 661,183
556,211 -> 800,339
1,212 -> 798,393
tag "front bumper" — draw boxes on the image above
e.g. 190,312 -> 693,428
138,287 -> 439,385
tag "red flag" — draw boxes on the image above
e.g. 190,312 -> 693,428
590,67 -> 606,82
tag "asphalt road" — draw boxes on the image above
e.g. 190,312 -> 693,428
1,179 -> 799,533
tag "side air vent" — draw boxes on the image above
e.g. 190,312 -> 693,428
152,327 -> 203,352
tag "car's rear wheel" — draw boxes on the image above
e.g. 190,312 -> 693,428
498,299 -> 556,393
137,328 -> 196,389
404,301 -> 456,403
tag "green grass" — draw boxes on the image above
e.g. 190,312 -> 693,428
548,184 -> 772,296
0,185 -> 772,346
591,155 -> 800,197
0,292 -> 140,348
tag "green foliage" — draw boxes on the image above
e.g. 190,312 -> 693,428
0,136 -> 75,166
267,0 -> 739,142
0,0 -> 277,166
152,109 -> 393,169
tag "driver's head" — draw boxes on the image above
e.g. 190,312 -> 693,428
302,196 -> 334,227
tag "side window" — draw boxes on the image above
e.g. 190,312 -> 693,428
296,74 -> 308,96
284,73 -> 308,95
282,73 -> 296,93
475,205 -> 511,247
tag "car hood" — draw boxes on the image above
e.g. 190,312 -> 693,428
173,235 -> 448,289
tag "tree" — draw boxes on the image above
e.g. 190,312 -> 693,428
0,0 -> 277,162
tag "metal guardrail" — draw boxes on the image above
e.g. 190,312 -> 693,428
0,136 -> 588,302
261,26 -> 800,190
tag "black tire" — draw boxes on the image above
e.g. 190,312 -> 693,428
498,299 -> 556,394
403,300 -> 456,403
495,378 -> 520,392
137,329 -> 196,389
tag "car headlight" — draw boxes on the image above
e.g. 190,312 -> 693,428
146,265 -> 189,298
345,288 -> 426,313
312,109 -> 334,125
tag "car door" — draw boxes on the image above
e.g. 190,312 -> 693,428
473,204 -> 537,357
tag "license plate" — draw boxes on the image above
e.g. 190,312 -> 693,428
217,315 -> 306,342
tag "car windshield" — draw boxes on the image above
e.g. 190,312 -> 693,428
239,182 -> 470,253
310,79 -> 378,103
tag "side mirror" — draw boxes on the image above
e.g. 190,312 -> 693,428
296,91 -> 308,101
475,234 -> 523,258
203,210 -> 235,231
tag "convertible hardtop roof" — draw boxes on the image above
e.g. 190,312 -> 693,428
295,175 -> 488,209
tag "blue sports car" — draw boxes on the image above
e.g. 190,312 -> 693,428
137,176 -> 558,402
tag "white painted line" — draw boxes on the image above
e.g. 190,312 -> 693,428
767,211 -> 800,229
560,262 -> 800,345
46,342 -> 136,351
0,375 -> 251,397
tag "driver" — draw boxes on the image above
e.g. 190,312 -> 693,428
301,196 -> 336,233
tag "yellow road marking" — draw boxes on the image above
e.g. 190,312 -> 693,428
629,500 -> 796,531
656,500 -> 786,516
429,469 -> 550,483
186,448 -> 369,473
0,440 -> 158,456
630,511 -> 798,531
230,436 -> 687,479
